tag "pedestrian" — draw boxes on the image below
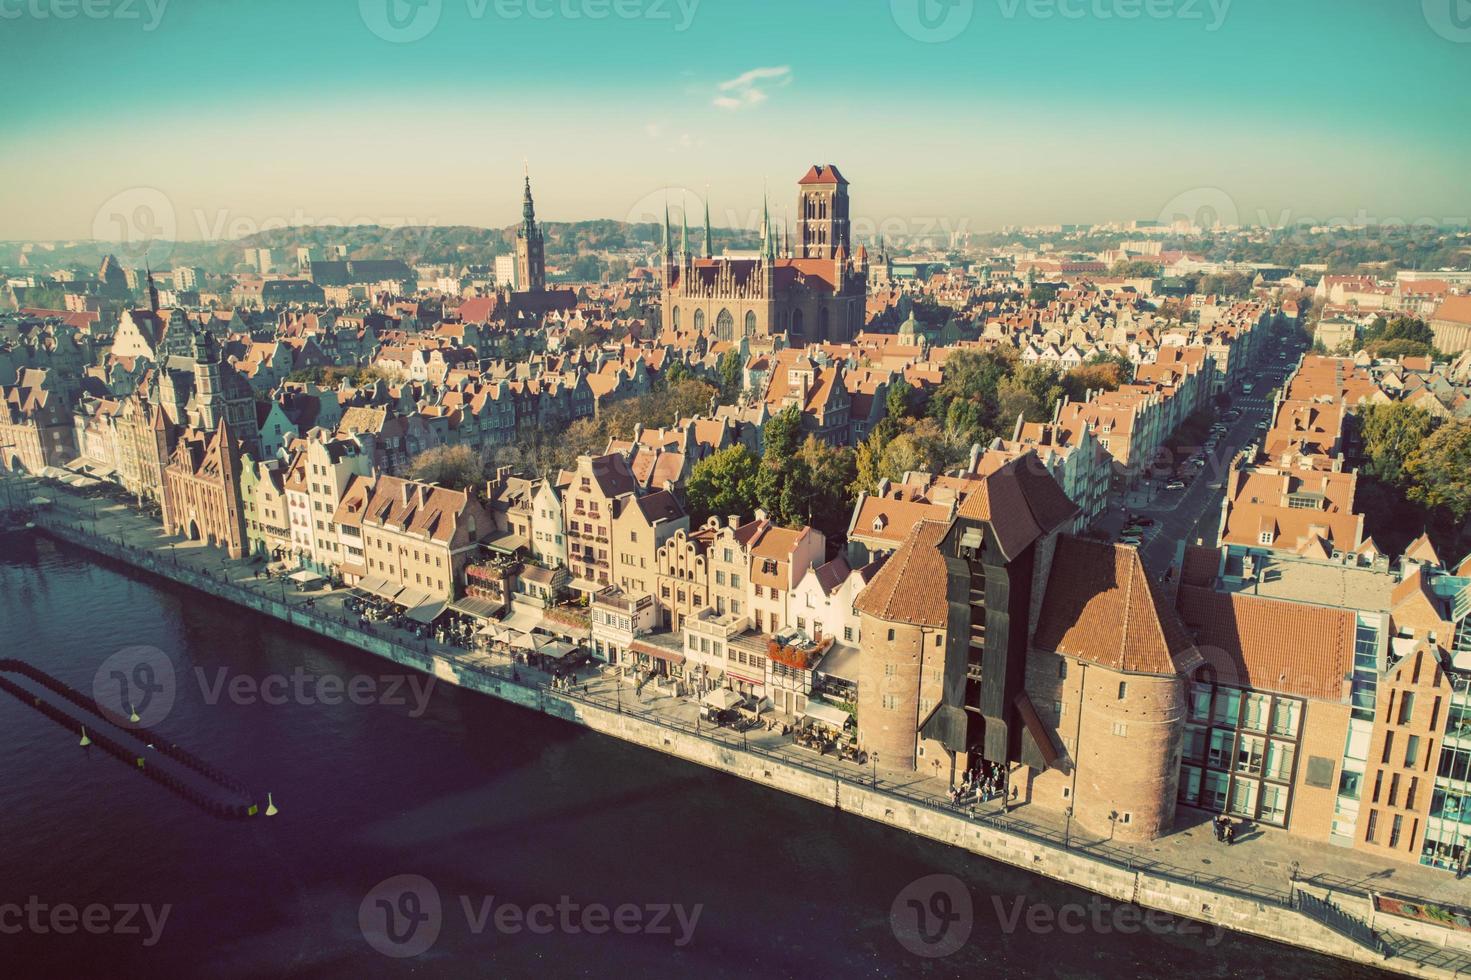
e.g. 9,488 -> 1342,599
1212,816 -> 1223,842
1225,819 -> 1236,845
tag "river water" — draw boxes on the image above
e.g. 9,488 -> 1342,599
0,533 -> 1383,978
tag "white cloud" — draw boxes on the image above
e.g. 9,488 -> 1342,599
712,65 -> 792,111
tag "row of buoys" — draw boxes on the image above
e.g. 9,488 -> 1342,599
0,658 -> 254,801
0,664 -> 275,819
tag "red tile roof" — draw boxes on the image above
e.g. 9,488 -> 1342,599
853,520 -> 950,628
1033,537 -> 1195,676
1175,585 -> 1353,702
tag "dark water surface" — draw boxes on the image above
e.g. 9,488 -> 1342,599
0,533 -> 1383,978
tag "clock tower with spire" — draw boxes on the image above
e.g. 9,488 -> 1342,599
515,164 -> 547,293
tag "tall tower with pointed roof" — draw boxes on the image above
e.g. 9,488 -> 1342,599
515,166 -> 547,293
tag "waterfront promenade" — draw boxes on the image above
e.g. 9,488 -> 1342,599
7,477 -> 1471,976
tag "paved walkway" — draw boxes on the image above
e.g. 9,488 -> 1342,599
12,474 -> 1471,962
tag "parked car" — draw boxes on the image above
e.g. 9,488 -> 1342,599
1166,479 -> 1186,491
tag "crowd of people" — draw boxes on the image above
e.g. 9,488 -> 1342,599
952,760 -> 1012,806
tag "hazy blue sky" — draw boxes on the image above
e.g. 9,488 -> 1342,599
2,0 -> 1468,242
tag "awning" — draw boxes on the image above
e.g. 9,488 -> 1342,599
803,700 -> 851,730
501,606 -> 543,635
510,631 -> 543,652
357,576 -> 392,599
28,496 -> 52,507
405,599 -> 447,625
630,639 -> 685,664
538,640 -> 578,660
484,531 -> 529,555
702,688 -> 741,710
395,586 -> 432,611
287,569 -> 322,585
450,596 -> 503,620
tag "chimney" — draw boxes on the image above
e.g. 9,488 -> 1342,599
400,482 -> 412,506
728,514 -> 740,529
967,442 -> 982,474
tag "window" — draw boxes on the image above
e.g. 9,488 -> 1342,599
1405,734 -> 1420,769
1117,682 -> 1127,700
1259,783 -> 1287,825
1111,721 -> 1127,737
1398,692 -> 1415,726
1189,687 -> 1211,722
1382,731 -> 1395,765
843,627 -> 853,642
1265,741 -> 1294,782
1213,688 -> 1240,726
1058,660 -> 1067,679
1270,699 -> 1300,737
1235,735 -> 1264,775
887,629 -> 896,642
884,663 -> 896,677
1241,693 -> 1269,732
1208,729 -> 1232,767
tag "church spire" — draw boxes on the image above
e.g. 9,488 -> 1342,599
146,265 -> 159,313
680,204 -> 689,262
521,161 -> 536,226
702,189 -> 713,259
662,200 -> 673,263
760,193 -> 774,262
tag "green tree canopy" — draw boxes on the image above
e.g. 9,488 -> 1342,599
406,444 -> 484,490
685,445 -> 760,525
1405,419 -> 1471,525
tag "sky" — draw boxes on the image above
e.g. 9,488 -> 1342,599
2,0 -> 1469,243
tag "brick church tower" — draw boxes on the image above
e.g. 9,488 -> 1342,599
797,164 -> 851,259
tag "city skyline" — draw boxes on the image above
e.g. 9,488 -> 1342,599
3,0 -> 1470,242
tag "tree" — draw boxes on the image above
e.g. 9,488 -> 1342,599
569,254 -> 602,281
717,349 -> 744,401
1359,403 -> 1435,486
885,379 -> 916,422
1110,259 -> 1162,278
789,437 -> 856,539
763,404 -> 803,462
1063,358 -> 1128,402
685,446 -> 760,524
1405,419 -> 1471,524
927,348 -> 1016,448
406,444 -> 484,490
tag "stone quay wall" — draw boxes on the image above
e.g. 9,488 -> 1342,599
33,520 -> 1454,978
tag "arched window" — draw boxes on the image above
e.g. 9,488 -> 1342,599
716,309 -> 734,341
693,309 -> 705,333
819,307 -> 830,340
671,306 -> 681,329
744,310 -> 757,337
791,308 -> 804,336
